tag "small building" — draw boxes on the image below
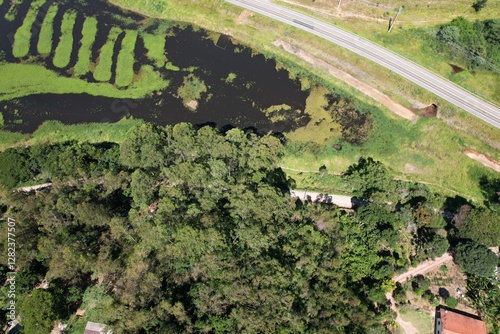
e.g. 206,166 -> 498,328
83,322 -> 112,334
435,306 -> 487,334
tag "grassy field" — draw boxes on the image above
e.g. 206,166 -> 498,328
0,63 -> 168,102
0,118 -> 143,151
141,32 -> 167,67
73,17 -> 98,76
399,306 -> 433,334
93,26 -> 122,82
12,0 -> 47,58
115,30 -> 138,87
37,4 -> 59,55
281,84 -> 500,201
53,11 -> 77,68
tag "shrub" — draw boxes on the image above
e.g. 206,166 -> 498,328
445,297 -> 458,308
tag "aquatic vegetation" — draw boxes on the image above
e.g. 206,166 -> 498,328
37,4 -> 59,55
141,32 -> 167,67
12,0 -> 47,58
176,74 -> 207,110
53,11 -> 77,68
74,17 -> 98,76
93,26 -> 122,82
4,0 -> 24,22
115,30 -> 138,87
0,63 -> 168,102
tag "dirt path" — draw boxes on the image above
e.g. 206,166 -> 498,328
290,189 -> 353,208
463,149 -> 500,173
385,292 -> 419,334
16,183 -> 53,192
272,40 -> 417,121
386,253 -> 453,333
393,253 -> 453,283
280,166 -> 343,175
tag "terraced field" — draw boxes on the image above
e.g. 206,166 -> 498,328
3,0 -> 169,88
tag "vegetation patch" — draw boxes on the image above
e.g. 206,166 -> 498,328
115,30 -> 138,87
93,26 -> 122,82
4,0 -> 23,22
12,0 -> 47,58
37,4 -> 59,55
176,74 -> 207,110
73,17 -> 98,76
165,62 -> 180,71
0,63 -> 168,102
141,32 -> 167,67
53,11 -> 77,69
262,104 -> 295,123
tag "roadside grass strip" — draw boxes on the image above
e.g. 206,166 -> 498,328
4,0 -> 24,22
93,26 -> 122,82
37,4 -> 59,55
74,17 -> 98,76
53,11 -> 77,68
141,32 -> 167,67
12,0 -> 47,58
115,30 -> 138,87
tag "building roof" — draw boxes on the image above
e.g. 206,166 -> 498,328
435,307 -> 487,334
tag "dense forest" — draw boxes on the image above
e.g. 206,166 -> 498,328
0,123 -> 498,333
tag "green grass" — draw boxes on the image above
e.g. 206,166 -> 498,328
0,63 -> 169,102
141,32 -> 167,67
399,307 -> 433,334
0,118 -> 143,151
93,26 -> 122,82
12,0 -> 47,58
37,4 -> 59,55
281,85 -> 500,201
4,0 -> 23,22
74,17 -> 98,76
0,130 -> 30,151
53,11 -> 77,69
115,30 -> 138,87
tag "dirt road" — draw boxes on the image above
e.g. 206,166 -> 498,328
290,189 -> 353,208
393,253 -> 453,283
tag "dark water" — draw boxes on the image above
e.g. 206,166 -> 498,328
0,0 -> 310,133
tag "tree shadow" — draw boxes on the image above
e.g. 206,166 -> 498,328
479,175 -> 500,206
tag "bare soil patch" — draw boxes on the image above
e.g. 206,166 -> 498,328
463,149 -> 500,172
273,40 -> 417,121
415,103 -> 438,117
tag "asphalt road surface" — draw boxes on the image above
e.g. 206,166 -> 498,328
226,0 -> 500,129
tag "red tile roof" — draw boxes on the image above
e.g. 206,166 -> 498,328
437,308 -> 487,334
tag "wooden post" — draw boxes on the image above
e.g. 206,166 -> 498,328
388,6 -> 403,32
337,0 -> 342,10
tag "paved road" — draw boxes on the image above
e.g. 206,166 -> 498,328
226,0 -> 500,129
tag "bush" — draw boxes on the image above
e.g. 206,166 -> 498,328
445,297 -> 459,308
439,265 -> 448,272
